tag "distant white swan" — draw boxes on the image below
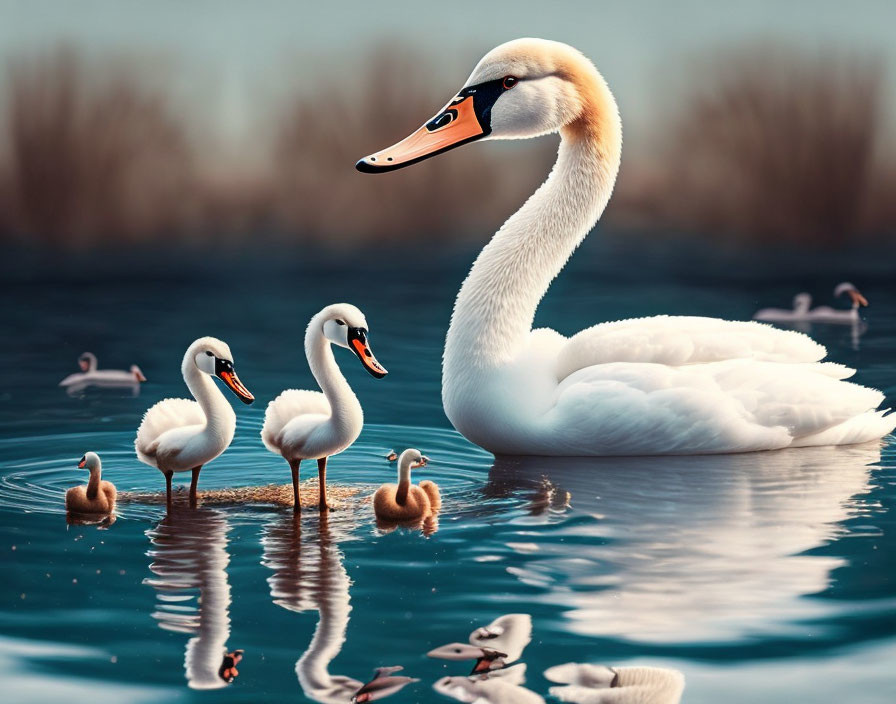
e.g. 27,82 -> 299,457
135,337 -> 254,509
357,38 -> 896,455
545,663 -> 685,704
261,304 -> 387,512
754,282 -> 869,324
59,351 -> 146,390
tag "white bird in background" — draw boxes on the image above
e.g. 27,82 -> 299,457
261,304 -> 387,512
544,663 -> 685,704
135,337 -> 254,509
59,351 -> 147,391
754,282 -> 869,324
357,38 -> 896,456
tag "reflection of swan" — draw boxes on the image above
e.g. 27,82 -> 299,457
351,666 -> 420,702
754,283 -> 869,324
136,337 -> 254,509
144,508 -> 240,689
429,614 -> 532,675
488,445 -> 880,643
357,38 -> 895,455
434,675 -> 545,703
545,663 -> 685,704
60,352 -> 147,395
262,304 -> 388,512
261,513 -> 362,703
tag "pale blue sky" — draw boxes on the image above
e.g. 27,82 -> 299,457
3,0 -> 895,145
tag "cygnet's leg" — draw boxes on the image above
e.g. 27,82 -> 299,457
290,459 -> 301,513
164,471 -> 173,512
317,457 -> 330,512
189,466 -> 201,508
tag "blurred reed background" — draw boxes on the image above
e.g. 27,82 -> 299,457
1,1 -> 895,254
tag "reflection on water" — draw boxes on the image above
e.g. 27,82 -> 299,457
143,508 -> 240,689
489,444 -> 880,643
261,512 -> 362,703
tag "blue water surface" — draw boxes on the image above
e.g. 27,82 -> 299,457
2,236 -> 895,703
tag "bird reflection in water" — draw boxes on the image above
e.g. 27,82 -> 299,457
262,512 -> 414,703
143,507 -> 242,689
487,443 -> 881,643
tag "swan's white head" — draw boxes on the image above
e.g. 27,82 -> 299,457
311,303 -> 388,379
357,38 -> 619,172
78,352 -> 97,372
77,451 -> 101,472
186,336 -> 254,404
834,282 -> 868,307
398,448 -> 429,471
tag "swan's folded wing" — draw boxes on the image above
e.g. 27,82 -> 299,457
135,398 -> 205,460
547,358 -> 891,455
261,389 -> 330,452
556,316 -> 826,381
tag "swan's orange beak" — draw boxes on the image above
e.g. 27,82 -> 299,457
356,77 -> 512,173
848,289 -> 869,307
77,456 -> 86,469
348,327 -> 387,379
214,358 -> 254,405
356,94 -> 486,173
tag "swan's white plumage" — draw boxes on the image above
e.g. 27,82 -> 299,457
136,398 -> 208,464
424,39 -> 896,456
261,389 -> 331,455
555,316 -> 824,378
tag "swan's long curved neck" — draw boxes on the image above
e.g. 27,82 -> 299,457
305,330 -> 361,427
396,462 -> 412,505
86,465 -> 101,500
184,364 -> 231,436
444,101 -> 621,371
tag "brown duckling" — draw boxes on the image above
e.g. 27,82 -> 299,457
65,452 -> 116,514
373,449 -> 440,521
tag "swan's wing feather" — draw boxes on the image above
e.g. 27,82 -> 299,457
135,398 -> 205,462
261,389 -> 330,452
556,316 -> 825,381
546,359 -> 893,455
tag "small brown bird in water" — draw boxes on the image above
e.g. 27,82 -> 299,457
373,449 -> 440,521
65,452 -> 116,514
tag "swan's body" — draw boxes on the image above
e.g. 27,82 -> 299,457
60,352 -> 146,389
358,38 -> 896,456
545,664 -> 685,704
754,282 -> 869,324
373,449 -> 439,521
262,304 -> 387,512
65,451 -> 116,514
135,337 -> 254,508
428,614 -> 532,675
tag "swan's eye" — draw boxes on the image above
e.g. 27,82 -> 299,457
205,351 -> 214,357
335,320 -> 345,326
502,76 -> 518,90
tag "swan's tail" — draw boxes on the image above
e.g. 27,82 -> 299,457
418,480 -> 442,512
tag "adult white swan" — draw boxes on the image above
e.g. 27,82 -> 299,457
261,304 -> 387,512
754,282 -> 869,324
136,337 -> 254,508
357,38 -> 896,456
